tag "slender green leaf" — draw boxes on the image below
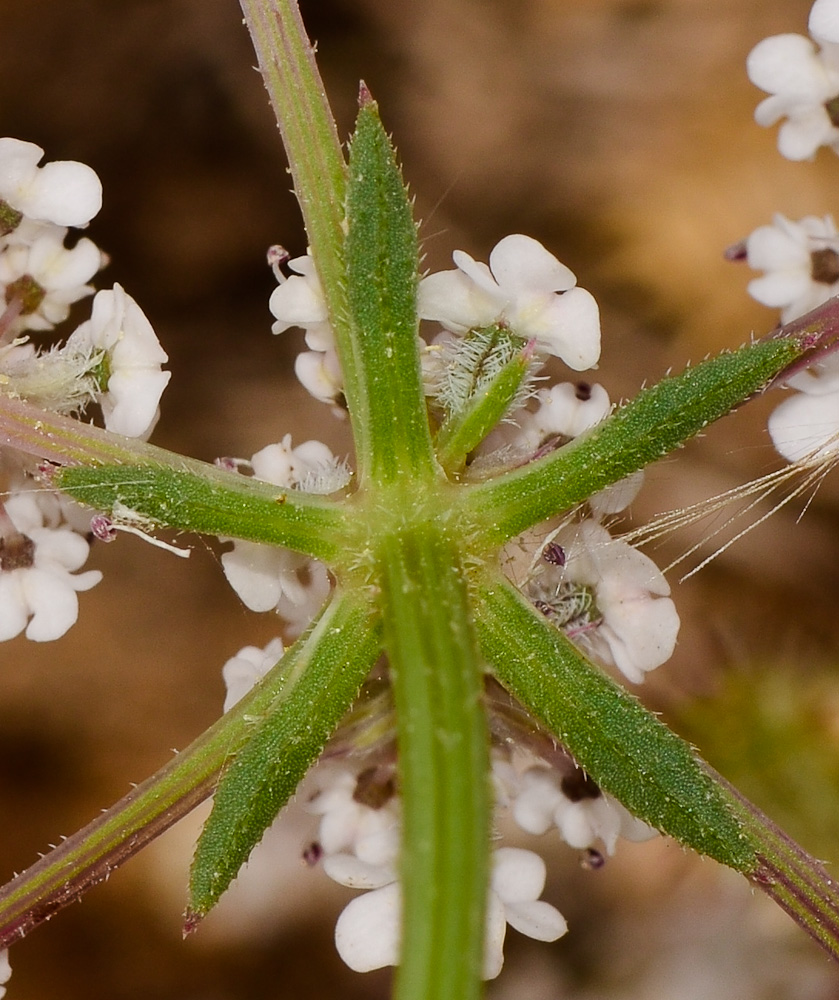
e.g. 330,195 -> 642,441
473,572 -> 756,870
188,588 -> 382,921
345,94 -> 436,485
458,336 -> 804,546
56,463 -> 348,562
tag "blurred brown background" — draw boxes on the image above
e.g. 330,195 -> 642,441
3,1 -> 839,997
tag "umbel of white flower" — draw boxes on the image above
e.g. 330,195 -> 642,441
418,234 -> 601,370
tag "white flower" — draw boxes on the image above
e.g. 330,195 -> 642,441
221,637 -> 285,712
531,381 -> 611,440
308,771 -> 401,866
418,234 -> 601,370
483,848 -> 567,979
510,766 -> 656,854
478,380 -> 611,460
0,227 -> 102,332
268,252 -> 333,349
0,489 -> 102,642
294,348 -> 344,405
221,436 -> 343,633
331,846 -> 566,979
532,519 -> 679,683
66,284 -> 170,438
745,214 -> 839,323
746,33 -> 839,159
0,138 -> 102,228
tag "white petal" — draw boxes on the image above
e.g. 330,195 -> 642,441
0,138 -> 43,196
746,221 -> 809,271
488,234 -> 576,294
482,893 -> 508,980
527,287 -> 601,370
31,525 -> 90,571
221,542 -> 285,611
22,568 -> 80,641
491,847 -> 546,904
778,111 -> 837,160
504,899 -> 567,942
600,594 -> 680,682
102,369 -> 171,438
269,275 -> 328,333
418,269 -> 499,332
746,35 -> 826,96
768,390 -> 839,461
294,350 -> 343,404
747,270 -> 813,308
811,0 -> 839,44
334,883 -> 401,972
24,160 -> 102,227
0,575 -> 28,641
322,853 -> 396,889
533,382 -> 611,439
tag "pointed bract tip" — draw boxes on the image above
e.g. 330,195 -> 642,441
358,80 -> 375,108
182,908 -> 204,938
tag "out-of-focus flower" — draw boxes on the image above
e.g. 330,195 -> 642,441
745,213 -> 839,323
747,32 -> 839,159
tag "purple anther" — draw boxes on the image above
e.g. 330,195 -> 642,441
89,514 -> 117,542
543,542 -> 566,566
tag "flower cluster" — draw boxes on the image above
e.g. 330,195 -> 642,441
268,234 -> 601,408
0,139 -> 171,643
219,435 -> 349,637
220,636 -> 656,980
739,0 -> 839,463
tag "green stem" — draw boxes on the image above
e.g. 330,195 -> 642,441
711,767 -> 839,961
378,524 -> 489,1000
0,589 -> 381,946
239,0 -> 369,468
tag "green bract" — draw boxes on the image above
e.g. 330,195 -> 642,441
0,3 -> 838,999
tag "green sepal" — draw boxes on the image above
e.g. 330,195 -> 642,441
473,573 -> 757,872
345,91 -> 436,486
433,325 -> 532,475
460,336 -> 803,546
187,588 -> 382,923
56,462 -> 348,562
